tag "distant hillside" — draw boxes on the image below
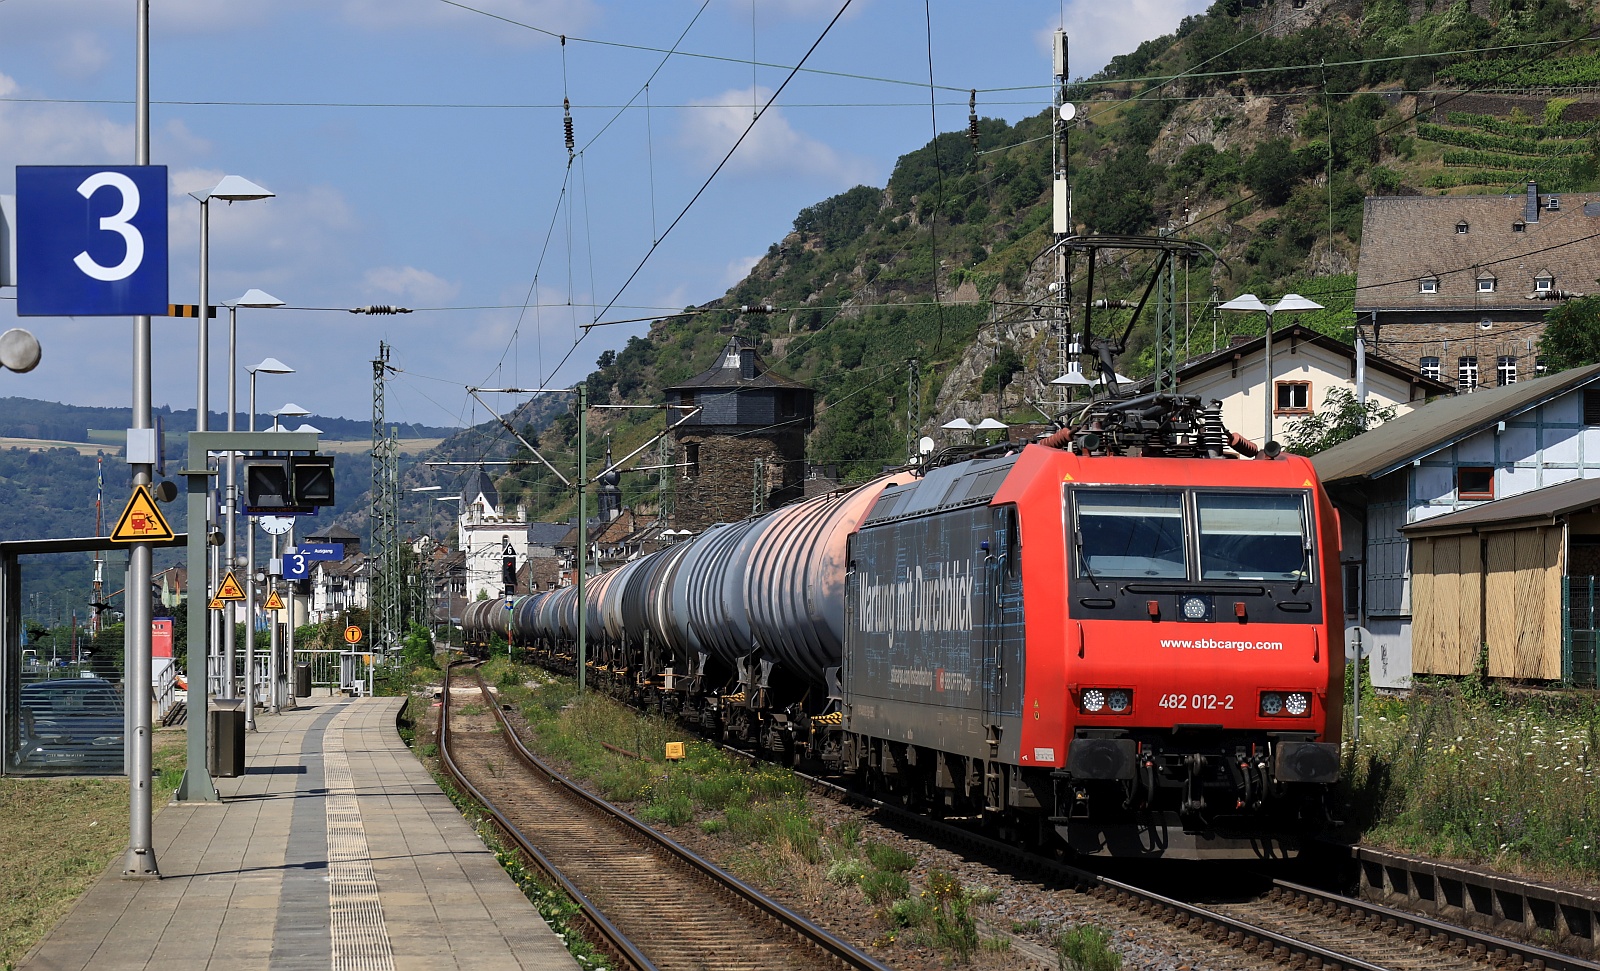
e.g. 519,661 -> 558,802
0,397 -> 456,445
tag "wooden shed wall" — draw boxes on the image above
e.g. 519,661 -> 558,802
1412,527 -> 1564,679
1484,527 -> 1564,680
1412,534 -> 1481,676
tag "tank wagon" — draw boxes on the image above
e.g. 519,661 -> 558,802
464,393 -> 1344,858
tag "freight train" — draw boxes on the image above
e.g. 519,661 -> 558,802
462,393 -> 1344,859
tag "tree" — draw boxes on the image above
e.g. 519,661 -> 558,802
1539,294 -> 1600,371
1284,387 -> 1398,455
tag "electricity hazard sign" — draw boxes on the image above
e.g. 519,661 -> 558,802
208,596 -> 225,610
215,571 -> 246,601
264,590 -> 284,611
110,484 -> 174,543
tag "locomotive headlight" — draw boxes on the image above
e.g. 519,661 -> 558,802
1081,689 -> 1107,713
1284,692 -> 1311,716
1181,595 -> 1209,621
1106,689 -> 1132,713
1260,691 -> 1284,716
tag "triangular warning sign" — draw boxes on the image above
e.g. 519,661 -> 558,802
215,571 -> 246,601
110,484 -> 174,543
264,590 -> 284,611
208,596 -> 226,610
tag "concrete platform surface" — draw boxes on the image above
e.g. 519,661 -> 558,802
18,696 -> 578,971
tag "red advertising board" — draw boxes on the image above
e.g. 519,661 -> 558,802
152,618 -> 173,658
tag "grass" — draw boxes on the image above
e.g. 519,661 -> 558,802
1345,681 -> 1600,884
0,730 -> 188,968
1054,925 -> 1123,971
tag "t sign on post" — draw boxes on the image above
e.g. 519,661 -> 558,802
15,165 -> 169,316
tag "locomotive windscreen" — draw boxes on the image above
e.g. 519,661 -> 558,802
1075,491 -> 1186,579
1195,492 -> 1310,582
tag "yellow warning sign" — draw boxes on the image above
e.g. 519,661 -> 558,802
109,484 -> 174,543
264,590 -> 284,611
344,626 -> 363,645
215,571 -> 246,601
208,596 -> 226,610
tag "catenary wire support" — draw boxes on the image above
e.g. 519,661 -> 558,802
905,358 -> 921,463
370,342 -> 401,655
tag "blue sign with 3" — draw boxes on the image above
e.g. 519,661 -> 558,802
15,165 -> 169,316
281,551 -> 310,580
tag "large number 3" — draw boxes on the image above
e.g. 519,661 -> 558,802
72,172 -> 144,282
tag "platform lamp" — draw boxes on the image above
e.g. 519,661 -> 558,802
192,175 -> 274,703
277,422 -> 322,716
222,292 -> 284,716
1218,293 -> 1323,446
238,356 -> 293,720
942,416 -> 975,445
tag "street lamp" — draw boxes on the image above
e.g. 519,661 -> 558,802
1218,293 -> 1324,445
242,357 -> 292,718
191,175 -> 273,707
222,291 -> 283,720
270,402 -> 310,431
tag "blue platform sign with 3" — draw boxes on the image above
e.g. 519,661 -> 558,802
15,165 -> 168,317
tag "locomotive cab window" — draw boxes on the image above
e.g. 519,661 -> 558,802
1074,491 -> 1186,578
1196,493 -> 1310,582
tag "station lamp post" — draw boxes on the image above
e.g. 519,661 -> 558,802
256,404 -> 311,725
240,357 -> 292,716
1218,293 -> 1324,446
191,175 -> 274,699
222,292 -> 284,714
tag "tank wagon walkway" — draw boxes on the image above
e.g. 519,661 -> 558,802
17,697 -> 577,971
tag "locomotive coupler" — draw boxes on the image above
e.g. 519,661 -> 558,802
1181,752 -> 1208,813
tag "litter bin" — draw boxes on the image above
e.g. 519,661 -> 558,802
294,663 -> 312,699
208,698 -> 245,778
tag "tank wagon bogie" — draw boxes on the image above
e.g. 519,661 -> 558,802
461,393 -> 1345,859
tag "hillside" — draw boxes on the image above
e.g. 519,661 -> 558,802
437,0 -> 1596,521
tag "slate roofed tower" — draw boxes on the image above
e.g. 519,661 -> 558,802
666,337 -> 814,532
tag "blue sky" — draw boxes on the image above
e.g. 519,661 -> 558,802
0,0 -> 1206,429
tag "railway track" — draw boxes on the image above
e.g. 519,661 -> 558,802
714,739 -> 1600,971
435,662 -> 895,971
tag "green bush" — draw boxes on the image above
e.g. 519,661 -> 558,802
861,869 -> 910,906
1055,925 -> 1123,971
640,794 -> 693,826
864,842 -> 917,872
826,858 -> 867,886
886,893 -> 929,925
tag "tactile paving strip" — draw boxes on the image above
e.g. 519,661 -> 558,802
324,707 -> 397,971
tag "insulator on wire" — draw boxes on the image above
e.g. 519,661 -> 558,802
968,89 -> 980,150
740,304 -> 775,314
563,97 -> 575,155
350,305 -> 412,315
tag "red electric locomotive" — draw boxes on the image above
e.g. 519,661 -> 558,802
841,393 -> 1343,858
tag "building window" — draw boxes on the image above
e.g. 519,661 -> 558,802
1478,278 -> 1496,292
1458,356 -> 1479,391
1536,355 -> 1548,375
778,389 -> 799,418
1497,356 -> 1517,385
1456,221 -> 1469,234
1420,356 -> 1441,380
1457,466 -> 1494,500
1536,276 -> 1553,291
1419,277 -> 1438,293
1584,390 -> 1600,425
684,442 -> 701,479
1343,562 -> 1362,620
679,391 -> 696,408
1513,221 -> 1526,232
1548,196 -> 1561,211
1274,381 -> 1311,414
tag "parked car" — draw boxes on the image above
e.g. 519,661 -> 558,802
15,677 -> 124,773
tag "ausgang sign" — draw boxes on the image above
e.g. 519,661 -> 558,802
15,165 -> 169,316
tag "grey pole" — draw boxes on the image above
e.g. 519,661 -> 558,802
268,533 -> 281,707
576,384 -> 587,693
1262,307 -> 1274,446
243,370 -> 257,720
122,0 -> 159,878
226,306 -> 241,725
279,518 -> 293,713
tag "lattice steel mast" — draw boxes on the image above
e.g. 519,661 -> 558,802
370,342 -> 401,651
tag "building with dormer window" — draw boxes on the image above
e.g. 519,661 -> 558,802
1356,181 -> 1600,391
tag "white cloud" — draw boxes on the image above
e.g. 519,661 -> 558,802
0,75 -> 132,185
337,0 -> 595,37
679,86 -> 872,184
723,255 -> 761,287
1042,1 -> 1209,80
53,32 -> 111,79
361,266 -> 461,305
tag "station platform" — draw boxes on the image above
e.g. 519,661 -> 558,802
17,696 -> 578,971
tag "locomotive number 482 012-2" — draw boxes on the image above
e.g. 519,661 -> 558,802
1157,693 -> 1235,710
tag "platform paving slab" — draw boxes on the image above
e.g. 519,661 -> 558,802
17,696 -> 577,971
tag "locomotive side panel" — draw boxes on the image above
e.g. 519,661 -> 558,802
844,504 -> 1023,762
